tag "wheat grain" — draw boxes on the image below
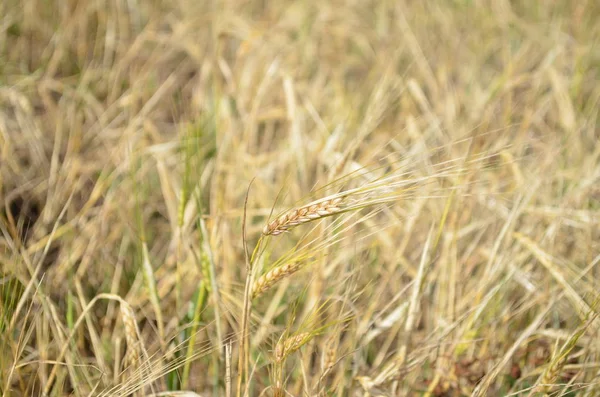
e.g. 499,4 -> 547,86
263,197 -> 344,236
251,262 -> 303,299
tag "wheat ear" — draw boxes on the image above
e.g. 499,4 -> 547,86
321,337 -> 337,372
537,310 -> 596,394
120,302 -> 141,369
251,262 -> 303,299
263,197 -> 344,236
539,354 -> 568,394
274,332 -> 312,362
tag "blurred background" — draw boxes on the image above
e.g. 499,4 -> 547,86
1,1 -> 599,396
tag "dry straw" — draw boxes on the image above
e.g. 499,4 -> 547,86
43,294 -> 143,396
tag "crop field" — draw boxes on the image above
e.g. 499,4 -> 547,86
1,1 -> 599,396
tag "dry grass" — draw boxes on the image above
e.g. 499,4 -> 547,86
1,0 -> 600,396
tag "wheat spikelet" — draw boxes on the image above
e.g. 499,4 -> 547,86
536,313 -> 594,394
251,262 -> 303,299
263,197 -> 344,236
321,339 -> 337,372
120,302 -> 140,369
275,332 -> 311,362
539,354 -> 568,394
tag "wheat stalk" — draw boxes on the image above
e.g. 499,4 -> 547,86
44,294 -> 144,396
251,262 -> 303,299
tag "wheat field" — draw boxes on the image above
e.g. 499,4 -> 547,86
1,1 -> 599,396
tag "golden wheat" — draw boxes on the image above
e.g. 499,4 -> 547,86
321,339 -> 337,372
263,197 -> 344,236
539,356 -> 567,394
251,262 -> 303,299
275,332 -> 312,362
120,302 -> 140,369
